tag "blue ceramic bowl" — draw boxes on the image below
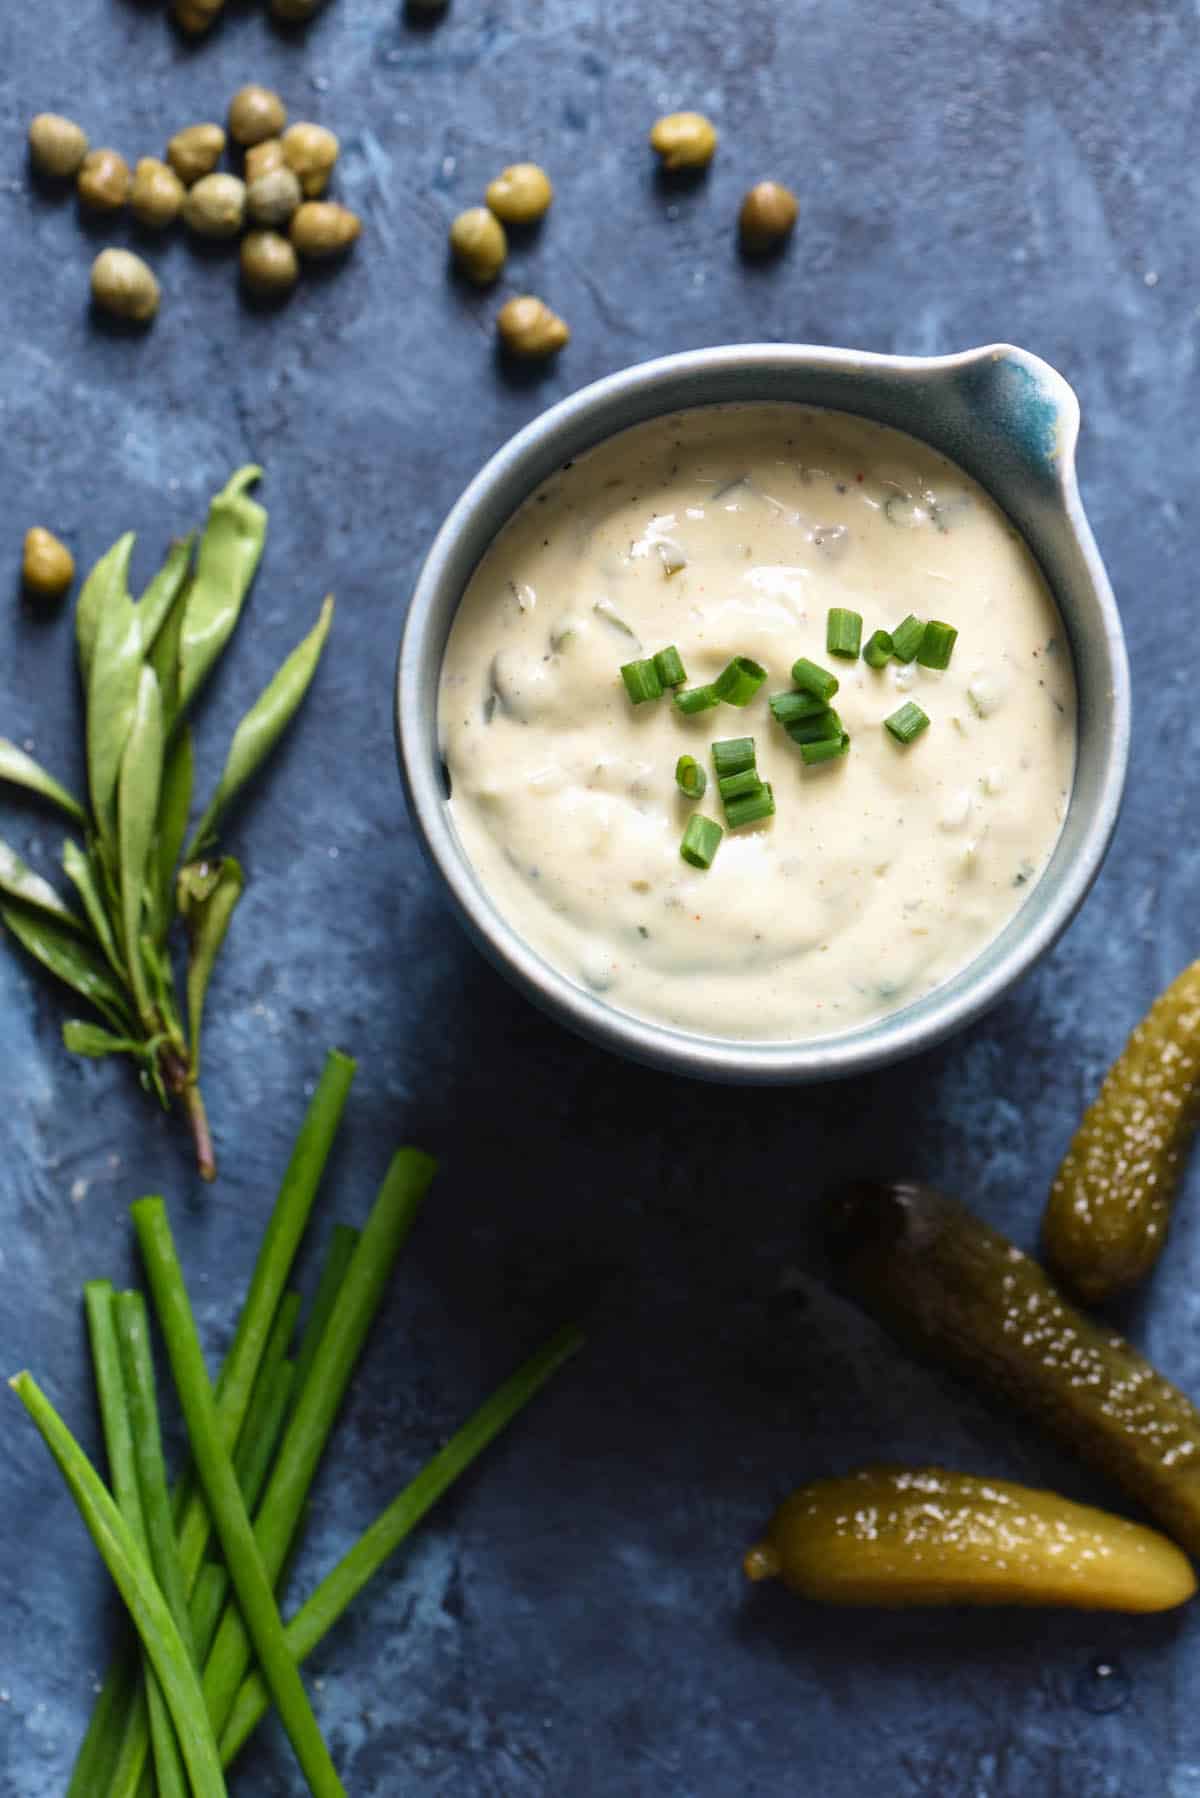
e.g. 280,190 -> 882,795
396,343 -> 1130,1082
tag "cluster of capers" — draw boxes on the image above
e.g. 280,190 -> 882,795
647,110 -> 798,254
28,90 -> 362,324
448,163 -> 568,361
171,0 -> 330,36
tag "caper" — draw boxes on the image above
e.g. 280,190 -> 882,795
182,172 -> 246,239
245,138 -> 286,182
28,113 -> 89,180
77,149 -> 131,214
172,0 -> 224,31
738,180 -> 798,253
22,528 -> 75,601
449,207 -> 507,285
245,166 -> 302,229
289,200 -> 362,259
496,294 -> 569,359
229,85 -> 288,148
130,157 -> 185,230
485,163 -> 553,225
166,123 -> 226,187
90,248 -> 160,324
281,123 -> 339,198
649,112 -> 718,172
240,230 -> 300,297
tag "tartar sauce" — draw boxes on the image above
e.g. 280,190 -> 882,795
438,404 -> 1076,1041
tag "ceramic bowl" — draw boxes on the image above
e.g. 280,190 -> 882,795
396,342 -> 1130,1082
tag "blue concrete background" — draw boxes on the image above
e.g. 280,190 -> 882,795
1,1 -> 1197,1793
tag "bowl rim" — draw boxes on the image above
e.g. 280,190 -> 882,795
397,341 -> 1131,1083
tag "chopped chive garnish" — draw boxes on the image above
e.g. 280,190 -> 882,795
800,733 -> 850,765
786,708 -> 842,745
653,645 -> 687,688
769,690 -> 828,727
885,701 -> 930,744
673,683 -> 719,715
890,615 -> 925,663
680,815 -> 723,869
790,657 -> 839,701
712,656 -> 767,706
718,769 -> 764,802
916,620 -> 958,670
863,629 -> 894,669
712,737 -> 756,779
620,658 -> 663,704
675,755 -> 706,800
826,608 -> 863,660
724,783 -> 775,829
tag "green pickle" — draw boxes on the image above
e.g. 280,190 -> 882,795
1042,958 -> 1200,1303
744,1467 -> 1195,1611
828,1180 -> 1200,1557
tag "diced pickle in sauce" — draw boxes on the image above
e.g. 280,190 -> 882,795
744,1467 -> 1196,1611
1042,959 -> 1200,1304
828,1180 -> 1200,1557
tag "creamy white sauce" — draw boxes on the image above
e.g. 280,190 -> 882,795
438,404 -> 1076,1042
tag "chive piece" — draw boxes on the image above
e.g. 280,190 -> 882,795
826,608 -> 862,660
230,1288 -> 301,1502
916,620 -> 958,670
769,690 -> 828,727
131,1200 -> 346,1798
885,701 -> 931,744
79,1054 -> 356,1797
65,1648 -> 135,1798
197,1151 -> 436,1743
863,629 -> 894,669
712,656 -> 767,706
800,732 -> 851,765
786,708 -> 843,746
219,1326 -> 583,1768
712,737 -> 757,779
83,1282 -> 189,1798
290,1223 -> 360,1407
8,1372 -> 228,1797
890,615 -> 925,663
673,683 -> 720,716
790,657 -> 839,701
620,658 -> 663,705
680,815 -> 723,869
653,645 -> 687,688
718,769 -> 764,803
191,1565 -> 230,1668
724,783 -> 775,829
675,755 -> 707,800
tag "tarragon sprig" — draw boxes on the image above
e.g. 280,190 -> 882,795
0,468 -> 334,1180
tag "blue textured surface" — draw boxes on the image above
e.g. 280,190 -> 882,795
0,3 -> 1196,1794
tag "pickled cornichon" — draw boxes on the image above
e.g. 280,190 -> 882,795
1042,959 -> 1200,1303
827,1180 -> 1200,1556
744,1467 -> 1196,1611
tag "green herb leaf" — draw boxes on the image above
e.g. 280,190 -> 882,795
117,667 -> 164,1026
61,840 -> 125,976
0,900 -> 137,1034
151,569 -> 188,739
138,535 -> 195,655
0,838 -> 86,931
0,737 -> 87,825
187,597 -> 334,860
177,469 -> 267,722
76,532 -> 135,687
63,1020 -> 145,1058
151,727 -> 194,943
87,579 -> 144,850
178,857 -> 244,1068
